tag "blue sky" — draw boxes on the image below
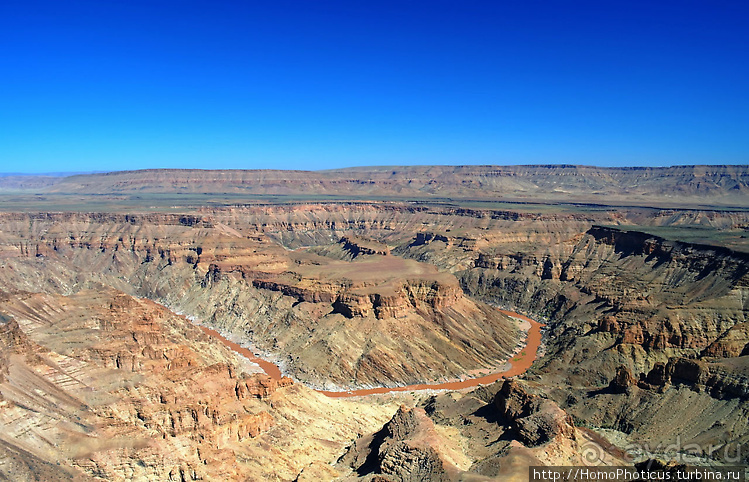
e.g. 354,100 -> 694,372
1,0 -> 747,173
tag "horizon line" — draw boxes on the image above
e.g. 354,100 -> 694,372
3,163 -> 749,177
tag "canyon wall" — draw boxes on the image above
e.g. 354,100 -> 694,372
2,201 -> 749,476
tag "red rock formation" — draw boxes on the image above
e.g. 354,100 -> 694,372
340,405 -> 459,482
494,380 -> 576,446
235,375 -> 293,400
340,235 -> 390,257
609,365 -> 638,393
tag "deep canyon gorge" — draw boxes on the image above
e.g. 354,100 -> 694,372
1,165 -> 749,480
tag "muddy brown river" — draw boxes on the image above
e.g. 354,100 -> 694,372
200,309 -> 543,398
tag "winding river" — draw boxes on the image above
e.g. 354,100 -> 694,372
200,309 -> 543,398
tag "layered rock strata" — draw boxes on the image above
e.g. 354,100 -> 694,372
0,207 -> 526,388
0,288 -> 398,480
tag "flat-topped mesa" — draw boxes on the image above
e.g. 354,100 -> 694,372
235,248 -> 466,319
339,235 -> 390,257
252,274 -> 464,320
333,278 -> 464,319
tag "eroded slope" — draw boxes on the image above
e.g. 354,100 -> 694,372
0,288 -> 398,480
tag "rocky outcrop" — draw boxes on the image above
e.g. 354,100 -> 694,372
666,357 -> 749,399
0,312 -> 35,392
609,365 -> 638,394
235,374 -> 293,399
609,357 -> 749,400
703,322 -> 749,358
494,380 -> 576,446
638,362 -> 670,388
339,406 -> 458,482
0,316 -> 32,356
378,407 -> 452,482
340,235 -> 390,257
410,232 -> 450,247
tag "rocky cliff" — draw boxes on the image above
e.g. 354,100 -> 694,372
0,287 -> 399,481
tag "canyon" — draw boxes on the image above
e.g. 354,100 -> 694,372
1,166 -> 749,480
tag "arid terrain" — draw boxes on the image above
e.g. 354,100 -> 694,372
1,165 -> 749,480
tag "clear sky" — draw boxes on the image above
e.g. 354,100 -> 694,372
1,0 -> 747,173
